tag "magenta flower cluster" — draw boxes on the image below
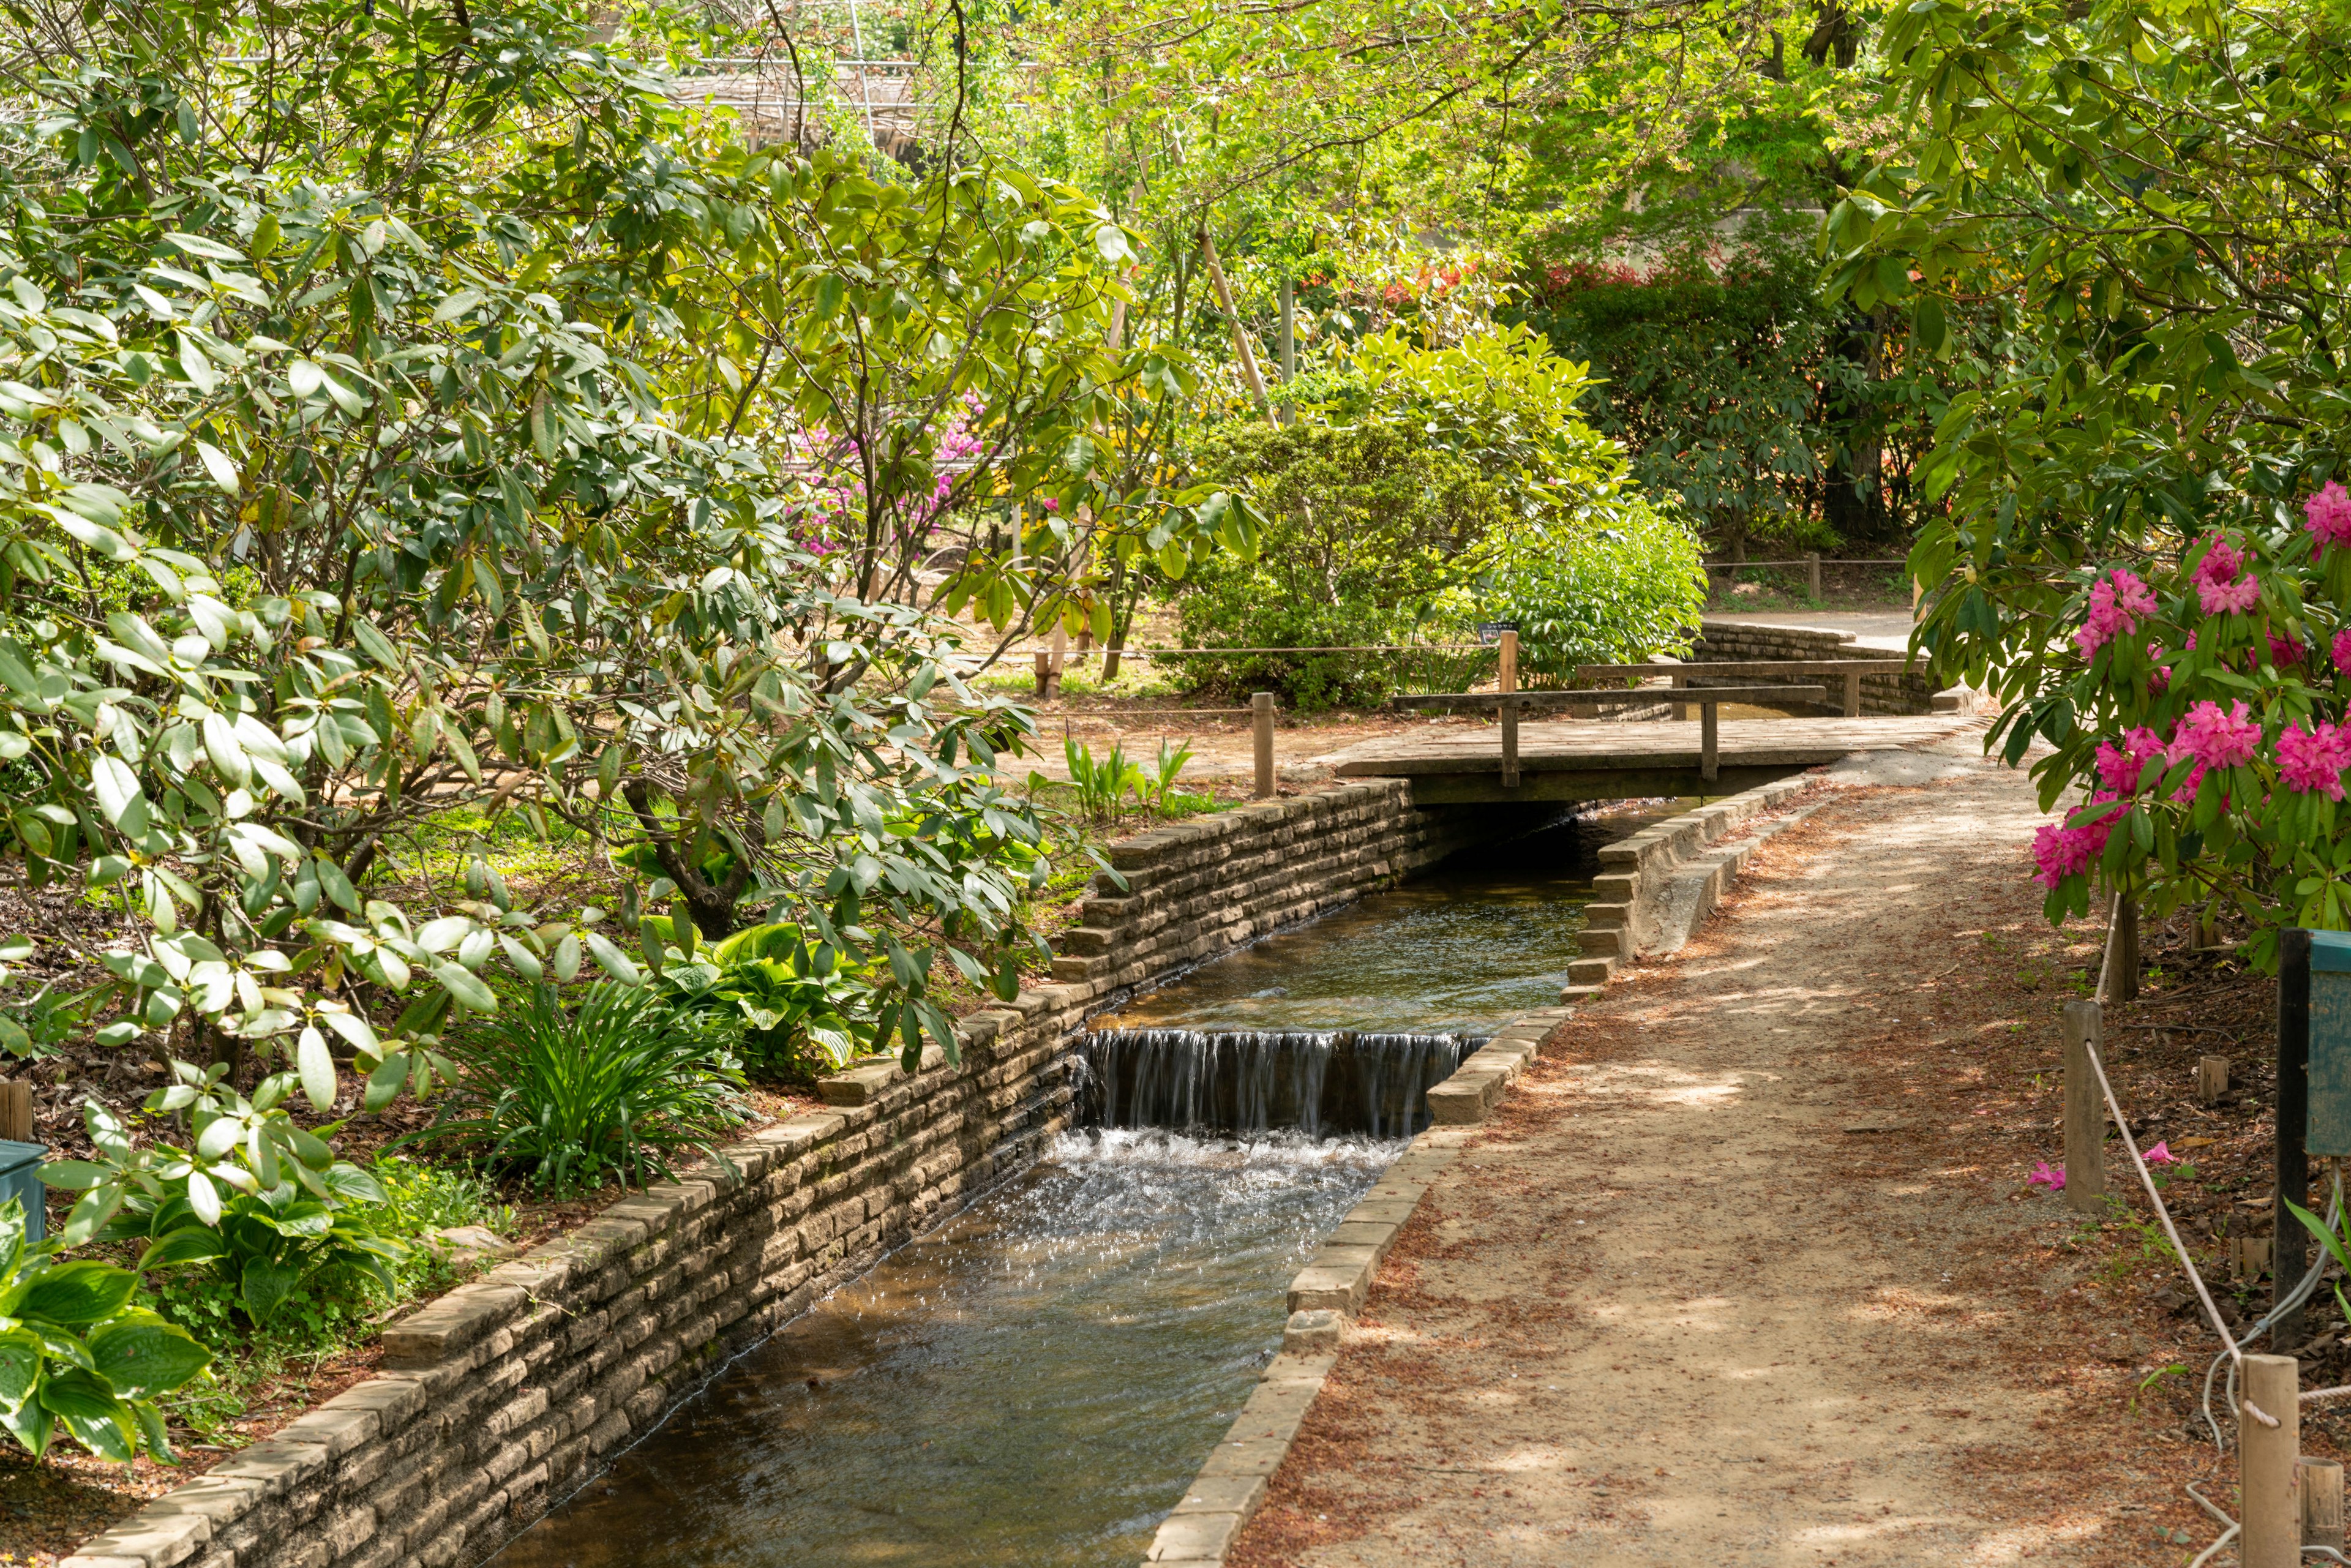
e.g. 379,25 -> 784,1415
2039,487 -> 2351,896
2309,481 -> 2351,552
2073,568 -> 2158,659
2279,719 -> 2351,800
2194,533 -> 2260,615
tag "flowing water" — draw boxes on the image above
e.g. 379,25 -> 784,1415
1093,798 -> 1693,1036
492,801 -> 1690,1568
488,1131 -> 1392,1568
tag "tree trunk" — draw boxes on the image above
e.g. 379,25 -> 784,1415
1821,307 -> 1888,545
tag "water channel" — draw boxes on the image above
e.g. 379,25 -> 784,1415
491,800 -> 1686,1568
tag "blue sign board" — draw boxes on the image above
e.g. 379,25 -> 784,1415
2309,930 -> 2351,1157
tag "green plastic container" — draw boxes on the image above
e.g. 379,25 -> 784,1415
0,1140 -> 45,1243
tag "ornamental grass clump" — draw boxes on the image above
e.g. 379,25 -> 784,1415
400,986 -> 748,1195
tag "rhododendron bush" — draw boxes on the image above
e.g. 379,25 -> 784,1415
1824,0 -> 2351,955
2016,501 -> 2351,936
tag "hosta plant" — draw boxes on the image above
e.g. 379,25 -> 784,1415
643,920 -> 872,1076
0,1200 -> 211,1462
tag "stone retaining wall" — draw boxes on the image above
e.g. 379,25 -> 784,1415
1690,619 -> 1940,716
63,782 -> 1514,1568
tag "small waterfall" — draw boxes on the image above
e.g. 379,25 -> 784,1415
1078,1029 -> 1477,1139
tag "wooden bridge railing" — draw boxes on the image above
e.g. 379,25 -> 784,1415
1388,686 -> 1826,788
1573,659 -> 1916,719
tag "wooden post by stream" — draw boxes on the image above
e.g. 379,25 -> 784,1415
2242,1353 -> 2303,1568
2306,1458 -> 2345,1552
2099,891 -> 2139,1003
2061,999 -> 2107,1212
1498,629 -> 1517,695
1805,552 -> 1821,601
1252,692 -> 1275,799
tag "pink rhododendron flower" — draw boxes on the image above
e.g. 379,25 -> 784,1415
2195,534 -> 2244,585
2031,794 -> 2126,886
2027,1161 -> 2065,1193
2094,727 -> 2169,793
2075,568 -> 2159,658
2141,1142 -> 2178,1166
2271,633 -> 2308,667
2198,572 -> 2260,615
2334,628 -> 2351,670
2309,482 -> 2351,551
2278,720 -> 2351,799
2172,699 -> 2262,770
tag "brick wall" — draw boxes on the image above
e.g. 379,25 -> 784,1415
62,782 -> 1505,1568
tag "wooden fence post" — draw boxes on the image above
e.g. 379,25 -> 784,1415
1698,699 -> 1719,784
2242,1353 -> 2303,1568
1252,692 -> 1275,799
2305,1458 -> 2345,1552
2099,890 -> 2139,1003
2199,1057 -> 2233,1107
1805,551 -> 1821,601
1500,696 -> 1520,790
1498,629 -> 1517,695
1842,669 -> 1862,718
0,1082 -> 29,1144
2062,999 -> 2108,1212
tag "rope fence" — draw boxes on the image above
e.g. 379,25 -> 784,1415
2074,926 -> 2351,1564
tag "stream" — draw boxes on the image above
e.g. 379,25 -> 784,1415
490,800 -> 1686,1567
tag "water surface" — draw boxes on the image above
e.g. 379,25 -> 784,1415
492,1130 -> 1393,1568
1097,799 -> 1694,1035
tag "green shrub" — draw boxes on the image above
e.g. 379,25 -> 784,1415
107,1166 -> 405,1332
1477,497 -> 1709,685
0,1199 -> 211,1463
643,921 -> 873,1079
1174,324 -> 1697,707
397,985 -> 749,1194
1179,420 -> 1494,708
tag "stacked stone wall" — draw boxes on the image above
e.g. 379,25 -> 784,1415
1691,618 -> 1937,716
62,782 -> 1498,1568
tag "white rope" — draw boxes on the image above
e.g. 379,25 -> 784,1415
2079,1026 -> 2243,1360
2079,1022 -> 2351,1565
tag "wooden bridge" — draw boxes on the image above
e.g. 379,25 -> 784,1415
1324,711 -> 1982,803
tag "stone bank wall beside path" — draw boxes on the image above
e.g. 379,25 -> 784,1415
1692,617 -> 1948,716
61,782 -> 1501,1568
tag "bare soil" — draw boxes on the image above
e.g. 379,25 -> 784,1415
1232,762 -> 2263,1567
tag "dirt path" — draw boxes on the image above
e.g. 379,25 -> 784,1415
1232,760 -> 2214,1567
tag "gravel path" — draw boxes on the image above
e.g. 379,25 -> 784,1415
1231,760 -> 2200,1567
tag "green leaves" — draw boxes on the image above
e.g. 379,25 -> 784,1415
14,1262 -> 137,1326
0,1201 -> 207,1465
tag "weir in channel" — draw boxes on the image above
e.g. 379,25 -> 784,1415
489,801 -> 1686,1568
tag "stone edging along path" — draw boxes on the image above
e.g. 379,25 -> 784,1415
58,781 -> 1509,1568
1140,771 -> 1831,1566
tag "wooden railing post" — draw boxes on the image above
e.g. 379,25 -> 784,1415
2242,1353 -> 2303,1568
1842,669 -> 1862,718
1251,692 -> 1276,799
1805,551 -> 1821,601
1498,629 -> 1517,695
1699,699 -> 1719,784
2099,890 -> 2139,1003
2061,999 -> 2108,1212
1500,695 -> 1520,790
